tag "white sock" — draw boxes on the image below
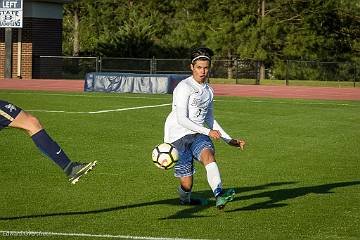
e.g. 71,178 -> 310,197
205,162 -> 222,197
178,185 -> 191,203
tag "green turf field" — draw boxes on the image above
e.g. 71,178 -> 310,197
0,90 -> 359,240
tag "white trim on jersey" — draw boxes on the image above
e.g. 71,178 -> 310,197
0,110 -> 14,121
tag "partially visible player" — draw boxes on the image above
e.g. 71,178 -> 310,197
0,100 -> 96,184
164,47 -> 246,209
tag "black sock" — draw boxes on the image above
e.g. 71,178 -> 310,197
31,129 -> 72,170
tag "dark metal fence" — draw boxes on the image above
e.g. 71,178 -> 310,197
99,57 -> 151,73
33,56 -> 98,79
33,56 -> 358,87
33,56 -> 259,81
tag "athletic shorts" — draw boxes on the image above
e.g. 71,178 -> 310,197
171,133 -> 214,178
0,100 -> 22,130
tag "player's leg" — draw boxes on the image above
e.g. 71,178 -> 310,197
2,101 -> 96,184
200,149 -> 235,209
178,176 -> 193,204
192,134 -> 221,196
12,110 -> 97,184
10,110 -> 73,171
199,148 -> 222,196
7,108 -> 42,135
172,135 -> 207,205
193,134 -> 235,209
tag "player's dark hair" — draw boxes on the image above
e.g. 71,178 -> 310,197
191,47 -> 214,65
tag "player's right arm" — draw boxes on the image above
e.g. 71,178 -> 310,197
208,129 -> 221,139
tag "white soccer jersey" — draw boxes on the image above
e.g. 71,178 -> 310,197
164,76 -> 232,143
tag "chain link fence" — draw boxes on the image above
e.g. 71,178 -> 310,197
33,56 -> 358,87
33,56 -> 98,79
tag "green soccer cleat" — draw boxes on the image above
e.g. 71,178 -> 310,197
66,161 -> 97,184
216,188 -> 235,209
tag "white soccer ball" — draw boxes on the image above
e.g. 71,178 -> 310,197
152,143 -> 179,170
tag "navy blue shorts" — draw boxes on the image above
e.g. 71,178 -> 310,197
0,100 -> 22,130
171,134 -> 215,178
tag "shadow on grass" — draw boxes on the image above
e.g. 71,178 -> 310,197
228,180 -> 360,212
1,181 -> 359,220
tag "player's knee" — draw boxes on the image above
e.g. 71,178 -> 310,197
26,114 -> 43,134
200,149 -> 215,165
181,183 -> 192,192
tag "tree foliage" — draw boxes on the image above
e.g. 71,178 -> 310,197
63,0 -> 360,67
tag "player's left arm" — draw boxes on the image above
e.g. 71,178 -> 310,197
212,120 -> 246,150
205,105 -> 246,150
227,138 -> 246,150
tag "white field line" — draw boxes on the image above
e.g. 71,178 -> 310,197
0,230 -> 216,240
26,100 -> 357,116
97,172 -> 123,176
27,103 -> 171,114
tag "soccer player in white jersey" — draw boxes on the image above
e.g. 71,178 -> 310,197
0,100 -> 97,184
164,47 -> 246,209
